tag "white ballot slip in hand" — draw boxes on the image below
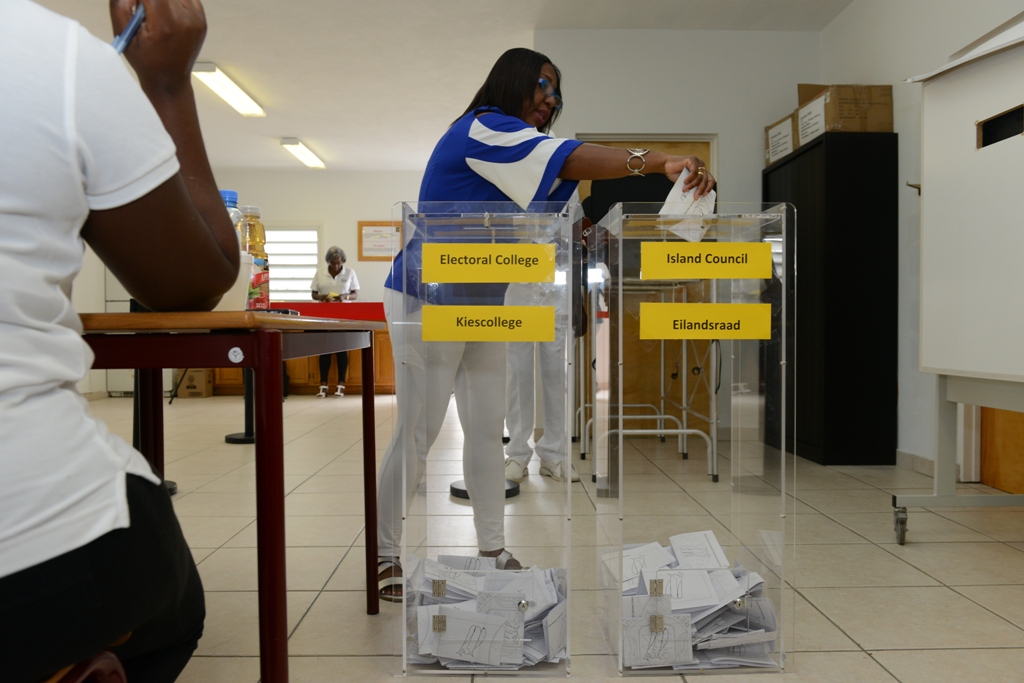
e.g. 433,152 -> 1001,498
659,171 -> 716,242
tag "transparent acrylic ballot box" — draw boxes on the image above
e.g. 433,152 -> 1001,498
592,203 -> 794,675
388,202 -> 579,676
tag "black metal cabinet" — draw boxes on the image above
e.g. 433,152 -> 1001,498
762,132 -> 898,466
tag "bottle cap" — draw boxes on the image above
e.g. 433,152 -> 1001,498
220,190 -> 238,207
239,205 -> 261,218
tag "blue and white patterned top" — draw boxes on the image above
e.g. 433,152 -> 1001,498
384,106 -> 582,303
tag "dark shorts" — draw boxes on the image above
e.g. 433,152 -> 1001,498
0,474 -> 205,683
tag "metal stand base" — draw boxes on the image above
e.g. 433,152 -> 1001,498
165,480 -> 178,496
226,369 -> 255,445
450,479 -> 520,500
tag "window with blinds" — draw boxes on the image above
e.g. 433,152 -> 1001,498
265,228 -> 320,302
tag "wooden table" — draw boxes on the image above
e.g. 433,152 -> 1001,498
81,312 -> 386,683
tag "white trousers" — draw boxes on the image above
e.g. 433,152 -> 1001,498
504,324 -> 567,468
377,291 -> 507,558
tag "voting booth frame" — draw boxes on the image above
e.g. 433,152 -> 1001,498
592,203 -> 794,675
387,201 -> 794,676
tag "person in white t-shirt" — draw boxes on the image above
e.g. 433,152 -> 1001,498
310,246 -> 360,396
0,2 -> 240,682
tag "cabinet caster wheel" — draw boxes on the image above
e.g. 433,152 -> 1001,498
893,507 -> 908,545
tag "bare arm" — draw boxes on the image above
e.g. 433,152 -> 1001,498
82,0 -> 238,312
559,144 -> 716,198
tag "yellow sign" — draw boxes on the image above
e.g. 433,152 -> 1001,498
639,303 -> 771,340
640,242 -> 773,280
422,243 -> 556,283
422,305 -> 555,342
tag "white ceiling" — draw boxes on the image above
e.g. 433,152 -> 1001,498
38,1 -> 852,171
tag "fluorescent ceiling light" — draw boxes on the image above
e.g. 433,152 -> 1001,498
281,138 -> 326,169
192,62 -> 265,117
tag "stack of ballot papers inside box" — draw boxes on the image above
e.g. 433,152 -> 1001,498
606,530 -> 779,670
405,555 -> 568,670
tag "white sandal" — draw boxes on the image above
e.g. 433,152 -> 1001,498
482,549 -> 524,570
334,384 -> 344,397
378,559 -> 403,602
316,385 -> 328,398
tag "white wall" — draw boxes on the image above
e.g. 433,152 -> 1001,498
211,169 -> 424,303
534,29 -> 823,204
819,0 -> 1024,462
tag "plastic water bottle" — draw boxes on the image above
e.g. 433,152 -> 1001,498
239,205 -> 269,310
220,190 -> 246,247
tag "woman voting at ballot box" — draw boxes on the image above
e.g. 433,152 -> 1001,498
310,246 -> 359,397
376,47 -> 715,600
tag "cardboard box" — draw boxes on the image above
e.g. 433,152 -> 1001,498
175,368 -> 213,398
795,84 -> 893,146
765,113 -> 798,166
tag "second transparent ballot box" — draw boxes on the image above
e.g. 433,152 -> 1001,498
592,203 -> 794,675
387,202 -> 578,675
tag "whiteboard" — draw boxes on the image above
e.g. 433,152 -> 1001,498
920,44 -> 1024,382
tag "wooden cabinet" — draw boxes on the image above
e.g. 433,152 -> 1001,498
762,132 -> 898,466
212,328 -> 394,396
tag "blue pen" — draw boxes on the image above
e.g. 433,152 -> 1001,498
111,4 -> 146,54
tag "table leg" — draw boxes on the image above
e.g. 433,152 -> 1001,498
361,336 -> 379,615
254,330 -> 289,683
137,368 -> 165,477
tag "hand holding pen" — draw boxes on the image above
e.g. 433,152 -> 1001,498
111,3 -> 145,54
109,0 -> 208,95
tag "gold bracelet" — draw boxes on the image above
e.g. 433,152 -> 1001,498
626,148 -> 649,176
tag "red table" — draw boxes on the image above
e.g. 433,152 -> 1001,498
271,300 -> 385,322
82,312 -> 385,683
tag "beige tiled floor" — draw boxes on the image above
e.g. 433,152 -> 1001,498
85,395 -> 1024,682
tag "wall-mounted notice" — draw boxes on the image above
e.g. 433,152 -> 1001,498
358,221 -> 402,261
422,305 -> 555,342
422,243 -> 556,283
640,242 -> 772,280
639,303 -> 771,340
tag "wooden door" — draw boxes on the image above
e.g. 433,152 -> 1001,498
578,138 -> 714,446
981,407 -> 1024,493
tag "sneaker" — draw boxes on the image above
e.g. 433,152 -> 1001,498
539,460 -> 580,483
334,384 -> 344,397
316,385 -> 328,398
504,458 -> 528,482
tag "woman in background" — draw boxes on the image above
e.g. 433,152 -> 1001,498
310,246 -> 359,396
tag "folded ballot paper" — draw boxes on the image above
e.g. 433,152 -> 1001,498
658,170 -> 717,242
408,555 -> 568,670
617,530 -> 779,671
